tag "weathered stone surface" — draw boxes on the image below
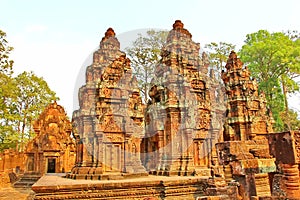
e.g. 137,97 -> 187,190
69,28 -> 147,179
267,131 -> 297,164
25,102 -> 75,174
265,131 -> 300,198
32,175 -> 216,200
216,51 -> 276,200
0,149 -> 25,173
142,20 -> 212,176
221,51 -> 274,141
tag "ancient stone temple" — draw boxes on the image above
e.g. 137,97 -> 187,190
25,102 -> 76,174
142,20 -> 212,176
69,28 -> 147,179
30,21 -> 300,200
216,51 -> 276,199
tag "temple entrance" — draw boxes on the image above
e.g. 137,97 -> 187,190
27,154 -> 34,171
104,144 -> 121,172
47,158 -> 56,173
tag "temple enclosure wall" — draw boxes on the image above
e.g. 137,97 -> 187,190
0,149 -> 25,173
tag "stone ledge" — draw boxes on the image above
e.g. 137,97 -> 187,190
32,174 -> 214,199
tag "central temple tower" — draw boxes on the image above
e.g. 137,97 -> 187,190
142,20 -> 212,176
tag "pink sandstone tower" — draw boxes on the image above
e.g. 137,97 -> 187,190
142,20 -> 213,176
69,28 -> 147,179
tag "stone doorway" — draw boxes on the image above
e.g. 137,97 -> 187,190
27,154 -> 34,171
104,144 -> 121,172
47,158 -> 56,173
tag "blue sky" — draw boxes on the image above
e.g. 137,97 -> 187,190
1,0 -> 300,116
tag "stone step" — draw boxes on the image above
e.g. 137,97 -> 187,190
13,181 -> 37,188
18,176 -> 40,180
13,173 -> 41,188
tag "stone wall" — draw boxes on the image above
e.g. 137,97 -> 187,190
0,149 -> 25,173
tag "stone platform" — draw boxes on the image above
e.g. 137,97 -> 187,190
31,174 -> 237,200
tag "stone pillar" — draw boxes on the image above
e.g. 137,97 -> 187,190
81,138 -> 88,167
254,173 -> 271,196
96,136 -> 103,174
282,164 -> 300,198
224,164 -> 233,183
157,130 -> 165,172
36,153 -> 40,172
185,129 -> 194,174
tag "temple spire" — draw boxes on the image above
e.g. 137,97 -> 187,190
171,19 -> 192,38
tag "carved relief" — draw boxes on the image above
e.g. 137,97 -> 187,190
70,28 -> 147,179
143,20 -> 212,175
25,102 -> 75,174
222,51 -> 274,141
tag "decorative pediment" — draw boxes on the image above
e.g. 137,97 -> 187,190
27,102 -> 74,153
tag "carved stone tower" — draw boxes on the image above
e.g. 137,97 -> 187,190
69,28 -> 147,179
142,20 -> 212,176
221,51 -> 274,141
217,51 -> 276,199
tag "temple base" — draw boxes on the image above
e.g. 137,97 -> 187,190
32,174 -> 239,200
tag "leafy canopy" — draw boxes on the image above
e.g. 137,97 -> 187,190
239,30 -> 300,131
125,30 -> 168,103
0,29 -> 59,151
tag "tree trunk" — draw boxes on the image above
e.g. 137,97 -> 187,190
21,119 -> 26,151
281,77 -> 291,130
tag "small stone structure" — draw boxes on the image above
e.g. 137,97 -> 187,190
25,102 -> 75,174
69,28 -> 147,179
1,102 -> 76,187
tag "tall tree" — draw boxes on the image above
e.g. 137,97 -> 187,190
0,73 -> 18,151
0,29 -> 59,151
14,71 -> 58,151
204,42 -> 236,72
0,29 -> 17,151
239,30 -> 300,131
125,30 -> 168,103
1,71 -> 58,151
280,109 -> 300,131
0,30 -> 14,75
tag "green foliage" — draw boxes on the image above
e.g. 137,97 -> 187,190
0,30 -> 14,75
239,30 -> 300,131
0,29 -> 59,151
258,78 -> 285,131
240,30 -> 300,86
280,109 -> 300,131
14,71 -> 58,150
204,42 -> 236,72
125,30 -> 168,102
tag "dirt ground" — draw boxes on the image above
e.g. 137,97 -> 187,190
0,172 -> 33,200
0,186 -> 32,200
